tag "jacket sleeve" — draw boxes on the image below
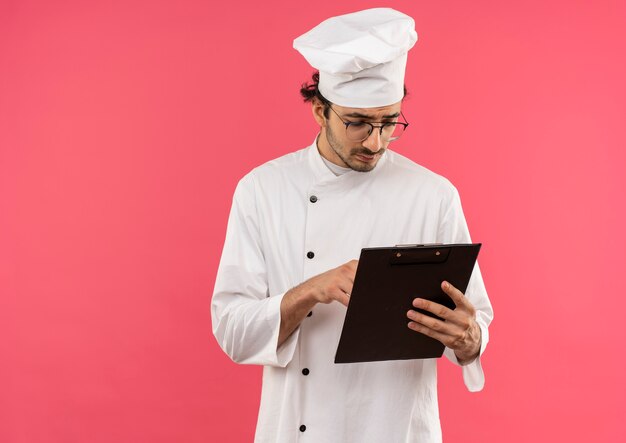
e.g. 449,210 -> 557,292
437,184 -> 494,392
211,174 -> 299,367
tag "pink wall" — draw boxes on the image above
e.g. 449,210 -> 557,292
1,0 -> 625,441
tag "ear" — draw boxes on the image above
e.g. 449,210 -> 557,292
311,99 -> 327,127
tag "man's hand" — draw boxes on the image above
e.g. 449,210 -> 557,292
406,281 -> 482,365
278,260 -> 358,346
299,259 -> 358,307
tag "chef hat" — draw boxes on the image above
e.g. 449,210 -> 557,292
293,8 -> 418,108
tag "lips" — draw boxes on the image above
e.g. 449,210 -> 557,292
355,153 -> 376,162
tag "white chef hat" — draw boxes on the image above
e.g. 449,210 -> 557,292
293,8 -> 418,108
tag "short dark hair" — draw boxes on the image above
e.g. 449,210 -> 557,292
300,72 -> 333,118
299,71 -> 408,119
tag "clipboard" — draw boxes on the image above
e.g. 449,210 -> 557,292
334,243 -> 481,363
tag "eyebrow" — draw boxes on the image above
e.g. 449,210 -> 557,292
342,112 -> 400,120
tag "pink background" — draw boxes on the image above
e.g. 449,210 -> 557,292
1,0 -> 625,441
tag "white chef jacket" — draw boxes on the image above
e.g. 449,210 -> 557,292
212,139 -> 494,443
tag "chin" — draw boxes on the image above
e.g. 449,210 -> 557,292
348,160 -> 378,172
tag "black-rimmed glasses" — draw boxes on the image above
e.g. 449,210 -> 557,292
329,105 -> 409,142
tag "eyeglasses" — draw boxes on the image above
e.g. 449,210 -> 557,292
329,105 -> 409,142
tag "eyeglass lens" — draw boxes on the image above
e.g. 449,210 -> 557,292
346,122 -> 405,142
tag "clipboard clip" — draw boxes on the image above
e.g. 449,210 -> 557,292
394,243 -> 443,248
390,244 -> 450,265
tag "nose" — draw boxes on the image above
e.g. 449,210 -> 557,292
361,128 -> 383,153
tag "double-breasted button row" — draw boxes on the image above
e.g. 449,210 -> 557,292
301,195 -> 317,435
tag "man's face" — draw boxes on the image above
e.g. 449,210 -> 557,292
321,101 -> 402,172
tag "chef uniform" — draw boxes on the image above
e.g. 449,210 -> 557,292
212,8 -> 494,443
